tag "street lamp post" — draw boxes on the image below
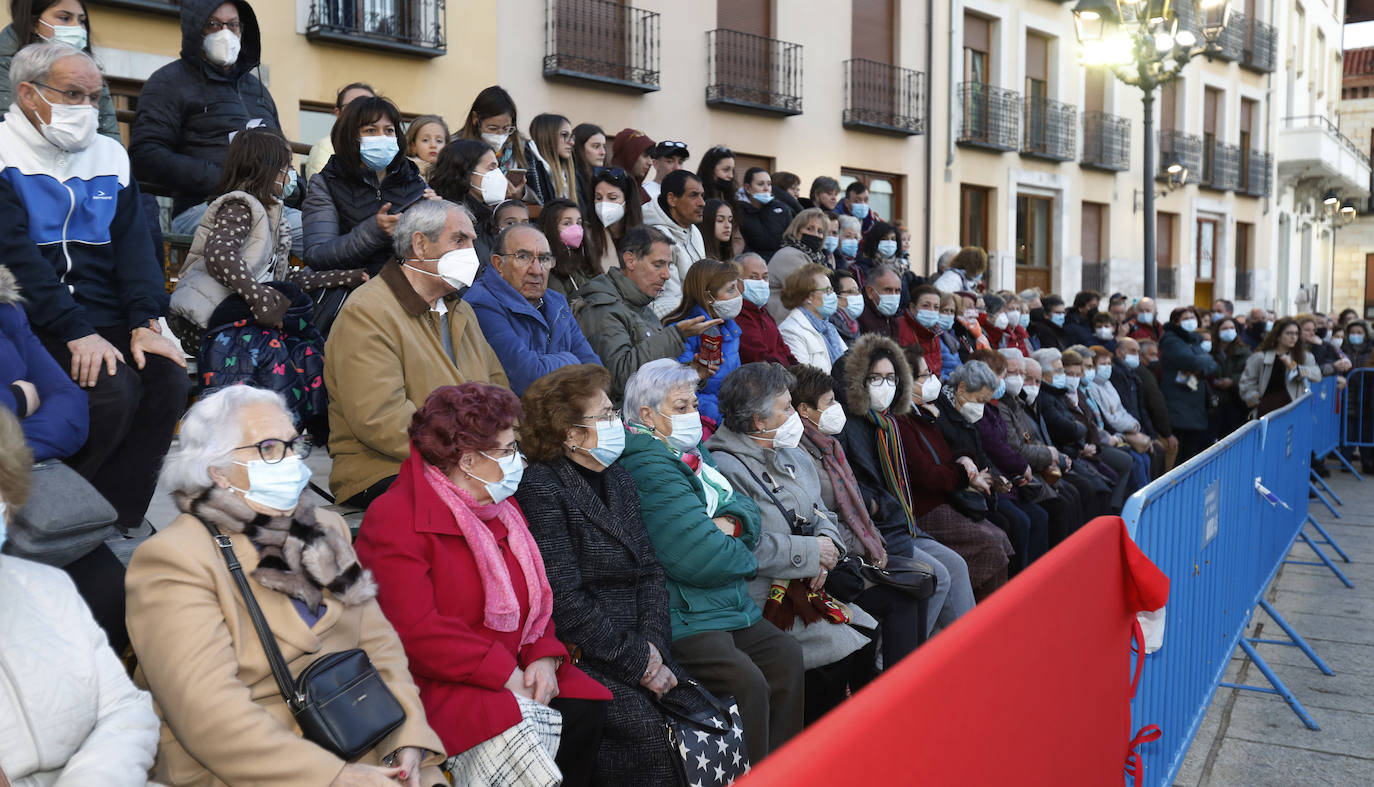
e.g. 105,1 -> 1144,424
1073,0 -> 1233,299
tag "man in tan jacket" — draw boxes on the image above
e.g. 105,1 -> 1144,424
325,200 -> 508,506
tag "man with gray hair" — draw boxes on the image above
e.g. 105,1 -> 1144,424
0,42 -> 189,541
324,199 -> 507,508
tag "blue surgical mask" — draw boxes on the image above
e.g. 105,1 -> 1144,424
937,313 -> 956,331
850,202 -> 870,220
1050,312 -> 1066,327
1051,372 -> 1068,389
1083,368 -> 1097,384
580,420 -> 626,467
1219,328 -> 1238,343
1352,334 -> 1367,346
817,291 -> 839,319
754,192 -> 774,205
1124,354 -> 1140,369
839,238 -> 859,258
915,309 -> 940,328
823,235 -> 839,254
843,295 -> 864,320
1065,375 -> 1081,392
360,135 -> 399,170
231,455 -> 313,512
466,450 -> 526,504
1097,364 -> 1113,381
281,168 -> 299,201
877,240 -> 898,258
1180,318 -> 1199,333
1019,312 -> 1030,329
0,500 -> 7,552
659,409 -> 703,452
993,381 -> 1006,399
1200,340 -> 1213,353
877,293 -> 902,317
742,279 -> 770,308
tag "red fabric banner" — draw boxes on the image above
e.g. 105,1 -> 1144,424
740,517 -> 1169,786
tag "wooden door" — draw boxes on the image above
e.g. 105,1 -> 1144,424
1081,202 -> 1106,292
716,0 -> 770,101
1016,194 -> 1053,293
1239,99 -> 1255,190
1084,68 -> 1106,114
1157,211 -> 1176,298
1195,218 -> 1218,309
1160,81 -> 1178,131
853,0 -> 895,62
1364,254 -> 1374,319
1202,88 -> 1220,182
1025,33 -> 1049,149
961,185 -> 990,252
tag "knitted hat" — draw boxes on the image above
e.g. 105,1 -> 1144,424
610,128 -> 655,173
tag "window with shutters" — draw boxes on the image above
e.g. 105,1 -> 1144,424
844,0 -> 922,134
1015,194 -> 1054,294
545,0 -> 661,92
1238,99 -> 1255,192
1235,222 -> 1254,299
1081,69 -> 1129,171
1195,217 -> 1218,308
1157,211 -> 1177,298
960,185 -> 991,252
708,0 -> 802,114
1081,202 -> 1108,293
1022,32 -> 1074,161
959,13 -> 1018,150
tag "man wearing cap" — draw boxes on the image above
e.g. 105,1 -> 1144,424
609,127 -> 655,203
642,140 -> 690,202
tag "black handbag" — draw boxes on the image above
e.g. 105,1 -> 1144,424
204,521 -> 406,760
827,553 -> 937,603
652,680 -> 750,786
2,461 -> 118,566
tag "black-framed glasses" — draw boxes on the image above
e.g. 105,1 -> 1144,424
30,81 -> 101,106
203,19 -> 241,33
865,374 -> 898,386
235,436 -> 312,464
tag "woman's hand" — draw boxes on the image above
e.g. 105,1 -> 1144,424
712,516 -> 737,535
955,456 -> 979,480
375,203 -> 400,236
816,536 -> 840,570
641,642 -> 664,685
873,546 -> 888,570
504,666 -> 534,700
329,763 -> 403,786
422,187 -> 439,201
646,664 -> 678,697
524,657 -> 561,705
390,747 -> 425,787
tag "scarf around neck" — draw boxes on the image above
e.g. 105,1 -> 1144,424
803,307 -> 849,362
783,235 -> 829,267
422,463 -> 553,645
866,408 -> 917,534
182,487 -> 376,610
802,424 -> 886,560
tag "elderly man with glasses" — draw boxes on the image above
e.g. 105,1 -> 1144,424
465,223 -> 600,396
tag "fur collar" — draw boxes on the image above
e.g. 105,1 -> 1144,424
0,266 -> 20,305
180,487 -> 376,609
836,333 -> 914,418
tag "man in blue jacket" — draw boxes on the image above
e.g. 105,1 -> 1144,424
0,42 -> 189,533
466,224 -> 600,395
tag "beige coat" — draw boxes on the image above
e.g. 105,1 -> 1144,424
126,508 -> 446,786
324,262 -> 509,502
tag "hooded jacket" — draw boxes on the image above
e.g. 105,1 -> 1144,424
0,24 -> 120,141
641,196 -> 705,320
0,266 -> 88,462
1159,323 -> 1219,432
735,196 -> 793,261
573,268 -> 686,403
464,264 -> 600,395
0,105 -> 163,341
130,0 -> 281,217
671,304 -> 741,423
1029,311 -> 1067,351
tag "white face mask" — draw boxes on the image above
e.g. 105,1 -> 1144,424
32,90 -> 98,151
230,456 -> 312,512
755,411 -> 804,450
918,375 -> 941,403
1180,318 -> 1199,333
812,402 -> 847,435
959,401 -> 985,422
595,200 -> 625,227
1004,374 -> 1024,397
993,312 -> 1010,330
405,246 -> 482,291
481,131 -> 510,151
0,500 -> 7,551
1096,327 -> 1115,340
476,168 -> 508,205
711,295 -> 743,321
202,28 -> 241,67
39,19 -> 88,49
869,379 -> 897,412
1022,384 -> 1040,404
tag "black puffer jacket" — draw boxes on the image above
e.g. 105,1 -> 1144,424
736,197 -> 793,261
301,154 -> 426,277
130,0 -> 280,216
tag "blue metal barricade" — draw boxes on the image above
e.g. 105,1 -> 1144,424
1341,368 -> 1374,452
1310,376 -> 1342,462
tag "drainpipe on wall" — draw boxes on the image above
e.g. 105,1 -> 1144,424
924,0 -> 935,276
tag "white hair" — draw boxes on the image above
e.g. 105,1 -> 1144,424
948,360 -> 999,393
623,359 -> 699,427
10,42 -> 96,94
837,215 -> 862,235
998,348 -> 1024,362
1030,348 -> 1062,375
159,386 -> 287,495
394,199 -> 473,260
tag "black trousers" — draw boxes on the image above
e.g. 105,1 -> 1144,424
670,619 -> 804,764
856,583 -> 926,667
549,697 -> 607,787
61,542 -> 128,655
343,475 -> 397,510
803,643 -> 873,725
41,325 -> 190,532
1174,428 -> 1211,466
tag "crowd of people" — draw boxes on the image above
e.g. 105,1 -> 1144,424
1,1 -> 1369,785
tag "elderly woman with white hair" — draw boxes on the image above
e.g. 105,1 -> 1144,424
125,386 -> 445,787
617,358 -> 804,765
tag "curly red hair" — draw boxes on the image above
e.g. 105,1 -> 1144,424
409,383 -> 522,473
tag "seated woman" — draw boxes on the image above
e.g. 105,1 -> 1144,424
706,363 -> 888,721
0,408 -> 159,787
404,113 -> 448,181
665,258 -> 744,424
303,96 -> 428,279
515,364 -> 722,785
1032,348 -> 1135,512
528,113 -> 578,205
698,198 -> 736,263
356,384 -> 611,786
789,362 -> 973,639
829,269 -> 863,347
456,85 -> 542,205
491,198 -> 531,235
428,137 -> 509,266
126,386 -> 444,786
618,359 -> 804,764
778,264 -> 846,373
539,198 -> 600,301
765,208 -> 831,321
585,167 -> 642,272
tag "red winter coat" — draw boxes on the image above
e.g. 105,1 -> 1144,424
736,300 -> 797,365
355,452 -> 611,756
1126,320 -> 1162,343
902,314 -> 944,377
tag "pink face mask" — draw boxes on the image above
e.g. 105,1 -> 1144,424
559,224 -> 585,249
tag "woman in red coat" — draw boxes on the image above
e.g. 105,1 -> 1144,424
355,383 -> 611,786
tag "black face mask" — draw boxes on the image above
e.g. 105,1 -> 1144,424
1316,326 -> 1329,339
800,233 -> 823,252
716,178 -> 734,195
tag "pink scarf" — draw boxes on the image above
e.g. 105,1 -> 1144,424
423,463 -> 553,647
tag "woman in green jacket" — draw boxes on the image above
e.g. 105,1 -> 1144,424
1,1 -> 120,142
617,358 -> 804,765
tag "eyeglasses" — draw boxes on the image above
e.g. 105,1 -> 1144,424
482,124 -> 517,135
497,249 -> 556,269
203,18 -> 242,34
483,442 -> 523,460
235,436 -> 312,464
811,286 -> 834,295
579,409 -> 621,425
914,372 -> 933,382
30,81 -> 101,106
865,374 -> 898,386
592,166 -> 628,180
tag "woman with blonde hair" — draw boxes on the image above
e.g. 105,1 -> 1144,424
765,208 -> 831,321
529,113 -> 578,205
404,114 -> 448,180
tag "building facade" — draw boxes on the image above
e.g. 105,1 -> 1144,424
15,0 -> 1361,315
1335,44 -> 1374,320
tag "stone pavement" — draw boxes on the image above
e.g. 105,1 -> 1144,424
1173,467 -> 1374,786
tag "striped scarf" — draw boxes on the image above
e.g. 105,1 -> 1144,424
867,408 -> 917,535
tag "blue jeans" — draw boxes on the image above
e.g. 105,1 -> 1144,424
911,535 -> 975,633
172,202 -> 304,258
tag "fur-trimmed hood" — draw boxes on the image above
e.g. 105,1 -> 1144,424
832,333 -> 914,417
0,266 -> 20,306
178,486 -> 376,609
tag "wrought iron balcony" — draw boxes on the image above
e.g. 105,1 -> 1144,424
1200,140 -> 1240,191
1022,95 -> 1076,161
1241,17 -> 1277,73
1235,270 -> 1254,300
1211,10 -> 1245,62
706,30 -> 802,116
1081,111 -> 1130,171
958,82 -> 1020,152
1278,116 -> 1372,199
1081,262 -> 1109,294
1239,150 -> 1271,198
306,1 -> 445,57
545,0 -> 660,92
1157,129 -> 1202,182
842,59 -> 924,135
89,0 -> 179,12
1157,266 -> 1177,299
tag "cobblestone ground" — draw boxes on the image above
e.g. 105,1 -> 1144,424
1175,466 -> 1374,786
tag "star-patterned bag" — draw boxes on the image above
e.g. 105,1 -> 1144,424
655,679 -> 750,786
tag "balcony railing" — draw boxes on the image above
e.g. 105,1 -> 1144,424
958,82 -> 1020,152
1158,266 -> 1177,299
1235,270 -> 1254,300
1200,140 -> 1240,191
842,59 -> 925,135
89,0 -> 179,13
1081,111 -> 1131,171
706,30 -> 802,115
1081,261 -> 1109,294
1211,9 -> 1245,61
1022,95 -> 1077,161
306,1 -> 445,57
1158,129 -> 1202,182
1241,17 -> 1277,73
1239,150 -> 1271,198
545,0 -> 660,92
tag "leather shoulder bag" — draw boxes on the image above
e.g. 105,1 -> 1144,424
204,521 -> 405,760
